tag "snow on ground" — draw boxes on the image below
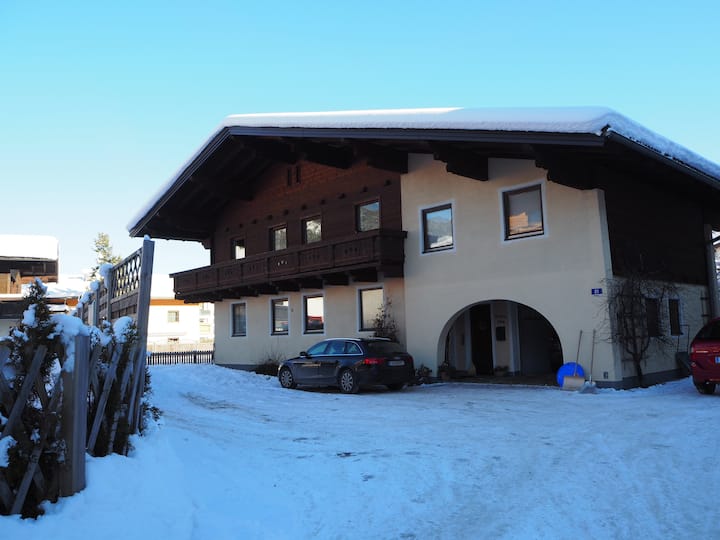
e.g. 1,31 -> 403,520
2,365 -> 719,539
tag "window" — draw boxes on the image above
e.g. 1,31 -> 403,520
232,238 -> 246,259
359,287 -> 383,331
167,310 -> 179,323
304,295 -> 324,333
272,298 -> 289,335
303,217 -> 322,244
645,298 -> 661,337
502,184 -> 544,240
271,226 -> 287,251
232,303 -> 247,337
669,299 -> 682,335
306,341 -> 331,355
356,200 -> 380,232
422,204 -> 454,252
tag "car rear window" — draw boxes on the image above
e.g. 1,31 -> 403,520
366,341 -> 406,355
696,321 -> 720,340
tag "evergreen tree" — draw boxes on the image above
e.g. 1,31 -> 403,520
90,232 -> 122,281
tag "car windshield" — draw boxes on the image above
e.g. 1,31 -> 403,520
366,341 -> 406,355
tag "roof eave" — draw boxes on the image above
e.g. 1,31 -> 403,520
605,131 -> 720,188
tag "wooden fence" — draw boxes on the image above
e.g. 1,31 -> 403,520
147,350 -> 214,366
0,239 -> 154,517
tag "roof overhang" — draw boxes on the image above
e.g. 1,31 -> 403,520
128,108 -> 720,240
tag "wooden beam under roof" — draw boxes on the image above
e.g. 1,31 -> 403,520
431,143 -> 488,181
356,142 -> 408,173
294,140 -> 355,169
240,137 -> 299,164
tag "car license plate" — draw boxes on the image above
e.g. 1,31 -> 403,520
389,360 -> 405,367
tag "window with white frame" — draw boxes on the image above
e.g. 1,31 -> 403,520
502,184 -> 544,240
359,287 -> 383,332
272,298 -> 289,335
304,295 -> 324,333
231,303 -> 247,337
167,310 -> 179,323
422,203 -> 454,252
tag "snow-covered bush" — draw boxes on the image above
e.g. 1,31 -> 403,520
0,280 -> 157,517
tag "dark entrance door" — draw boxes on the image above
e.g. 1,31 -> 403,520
470,304 -> 493,375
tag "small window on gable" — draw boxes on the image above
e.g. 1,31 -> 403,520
232,238 -> 246,260
503,184 -> 544,240
232,303 -> 247,337
167,310 -> 179,323
422,203 -> 454,252
271,226 -> 287,251
669,298 -> 682,335
356,200 -> 380,232
303,217 -> 322,244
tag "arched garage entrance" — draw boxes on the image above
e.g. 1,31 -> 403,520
440,300 -> 563,381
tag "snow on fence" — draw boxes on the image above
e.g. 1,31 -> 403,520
0,239 -> 154,517
147,349 -> 214,366
0,335 -> 146,517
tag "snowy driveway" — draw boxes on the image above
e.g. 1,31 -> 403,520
4,364 -> 719,540
149,365 -> 719,539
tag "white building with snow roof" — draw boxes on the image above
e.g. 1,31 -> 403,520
128,107 -> 720,388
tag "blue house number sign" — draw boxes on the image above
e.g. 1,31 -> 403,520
591,288 -> 603,296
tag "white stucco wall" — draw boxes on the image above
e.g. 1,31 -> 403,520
214,279 -> 405,367
401,156 -> 619,381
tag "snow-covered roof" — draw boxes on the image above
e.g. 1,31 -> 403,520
128,107 -> 720,234
218,107 -> 720,177
0,234 -> 58,261
45,275 -> 88,298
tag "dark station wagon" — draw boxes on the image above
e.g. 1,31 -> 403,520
278,338 -> 415,394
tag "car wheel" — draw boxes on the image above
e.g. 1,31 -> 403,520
279,367 -> 297,389
386,383 -> 405,391
338,369 -> 359,394
695,382 -> 717,395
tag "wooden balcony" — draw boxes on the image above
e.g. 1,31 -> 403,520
172,230 -> 406,302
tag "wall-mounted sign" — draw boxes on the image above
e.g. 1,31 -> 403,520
591,288 -> 603,296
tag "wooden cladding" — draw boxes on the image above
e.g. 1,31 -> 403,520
172,230 -> 406,300
213,161 -> 402,264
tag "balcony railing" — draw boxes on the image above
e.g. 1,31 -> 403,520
172,229 -> 406,300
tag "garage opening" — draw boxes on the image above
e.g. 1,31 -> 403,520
440,300 -> 563,383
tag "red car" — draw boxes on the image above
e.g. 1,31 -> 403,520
690,318 -> 720,395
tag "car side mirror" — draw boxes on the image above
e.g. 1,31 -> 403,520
300,351 -> 309,358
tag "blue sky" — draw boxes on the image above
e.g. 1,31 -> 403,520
1,1 -> 719,276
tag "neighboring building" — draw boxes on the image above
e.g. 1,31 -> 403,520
128,108 -> 720,388
146,275 -> 214,351
0,235 -> 60,335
